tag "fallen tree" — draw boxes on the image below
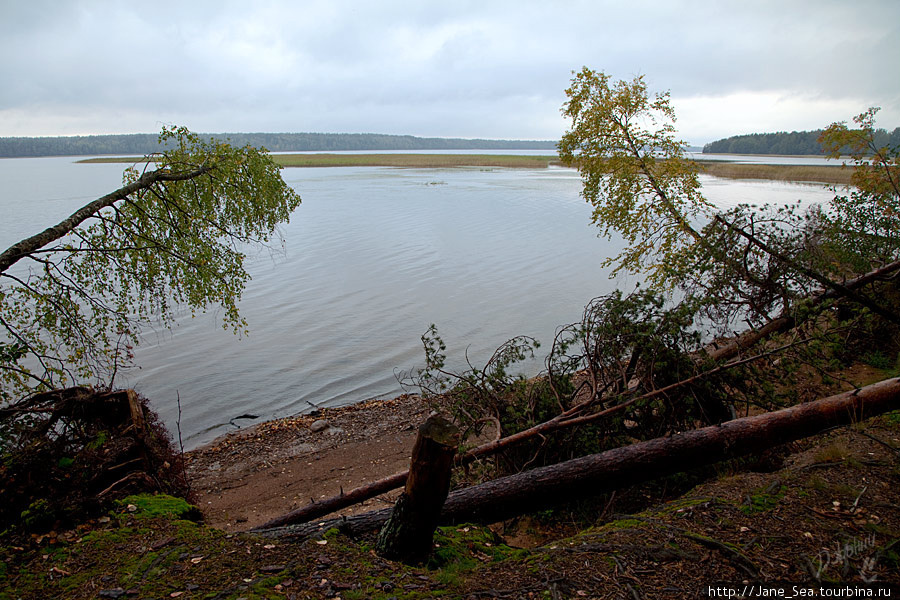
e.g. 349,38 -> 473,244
250,336 -> 816,531
707,256 -> 900,362
257,376 -> 900,540
254,256 -> 900,532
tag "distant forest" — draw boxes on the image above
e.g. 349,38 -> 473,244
0,132 -> 558,158
703,127 -> 900,155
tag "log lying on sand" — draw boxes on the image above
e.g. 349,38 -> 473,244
257,377 -> 900,540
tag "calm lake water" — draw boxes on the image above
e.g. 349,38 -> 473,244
0,154 -> 838,448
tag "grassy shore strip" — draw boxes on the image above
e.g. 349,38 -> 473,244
696,160 -> 852,185
78,154 -> 853,184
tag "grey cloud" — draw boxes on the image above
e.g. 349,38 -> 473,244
1,0 -> 898,140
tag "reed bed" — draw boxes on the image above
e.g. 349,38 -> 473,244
696,161 -> 852,185
79,154 -> 852,185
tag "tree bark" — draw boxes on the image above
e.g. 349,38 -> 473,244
259,377 -> 900,540
375,415 -> 459,563
0,166 -> 211,275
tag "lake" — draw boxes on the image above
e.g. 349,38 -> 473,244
0,155 -> 838,448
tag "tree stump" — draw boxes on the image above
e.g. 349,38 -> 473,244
375,414 -> 459,563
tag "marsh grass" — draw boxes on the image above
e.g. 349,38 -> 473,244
275,153 -> 561,168
696,161 -> 852,185
79,154 -> 853,184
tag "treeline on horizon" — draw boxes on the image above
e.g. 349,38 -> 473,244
0,132 -> 558,158
703,126 -> 900,155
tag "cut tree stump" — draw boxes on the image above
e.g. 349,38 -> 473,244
375,414 -> 459,563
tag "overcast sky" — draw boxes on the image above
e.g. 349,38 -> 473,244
1,0 -> 898,144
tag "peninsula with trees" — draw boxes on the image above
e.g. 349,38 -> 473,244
703,126 -> 900,155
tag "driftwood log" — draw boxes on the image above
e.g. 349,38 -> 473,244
375,415 -> 459,562
257,376 -> 900,540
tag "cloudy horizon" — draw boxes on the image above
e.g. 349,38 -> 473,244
1,0 -> 898,145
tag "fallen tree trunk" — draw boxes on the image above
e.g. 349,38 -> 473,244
256,262 -> 900,532
253,472 -> 406,530
251,339 -> 803,531
258,376 -> 900,540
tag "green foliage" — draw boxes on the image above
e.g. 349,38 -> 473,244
19,499 -> 53,531
685,201 -> 822,328
561,68 -> 900,338
404,290 -> 736,475
702,123 -> 899,156
550,289 -> 738,434
0,126 -> 301,401
862,350 -> 895,370
558,68 -> 713,286
816,108 -> 900,274
550,289 -> 703,395
705,130 -> 825,155
402,324 -> 543,439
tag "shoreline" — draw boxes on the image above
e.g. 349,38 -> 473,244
184,393 -> 431,531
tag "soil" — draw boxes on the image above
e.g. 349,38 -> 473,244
4,372 -> 899,599
184,394 -> 433,531
4,401 -> 898,599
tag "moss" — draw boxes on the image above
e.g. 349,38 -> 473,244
423,523 -> 523,589
657,496 -> 715,514
599,518 -> 645,531
19,499 -> 54,531
740,484 -> 786,514
117,493 -> 202,520
883,410 -> 900,429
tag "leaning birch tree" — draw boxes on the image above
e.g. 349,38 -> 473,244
558,67 -> 714,286
0,126 -> 302,403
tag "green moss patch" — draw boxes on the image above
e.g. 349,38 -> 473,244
115,493 -> 202,520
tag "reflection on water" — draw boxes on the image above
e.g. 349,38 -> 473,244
0,158 -> 836,448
